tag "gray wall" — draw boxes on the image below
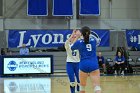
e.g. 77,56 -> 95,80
111,0 -> 139,19
138,0 -> 140,18
0,0 -> 3,16
0,31 -> 6,48
0,19 -> 3,31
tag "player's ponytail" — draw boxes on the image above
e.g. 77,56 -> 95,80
81,26 -> 90,44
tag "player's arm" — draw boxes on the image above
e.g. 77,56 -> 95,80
65,30 -> 77,50
115,57 -> 119,64
102,57 -> 105,65
71,40 -> 80,50
71,29 -> 81,44
121,56 -> 125,64
66,29 -> 81,49
65,40 -> 70,50
102,57 -> 106,73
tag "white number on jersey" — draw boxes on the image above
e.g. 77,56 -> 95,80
86,44 -> 92,51
72,51 -> 77,56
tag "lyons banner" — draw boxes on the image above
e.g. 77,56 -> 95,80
126,29 -> 140,47
8,30 -> 110,48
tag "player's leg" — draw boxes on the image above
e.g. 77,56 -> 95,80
66,62 -> 75,93
79,70 -> 88,93
90,69 -> 101,93
120,63 -> 125,75
114,63 -> 119,74
74,63 -> 80,92
102,64 -> 106,74
118,64 -> 122,75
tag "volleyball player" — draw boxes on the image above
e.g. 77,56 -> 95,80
114,51 -> 125,75
97,52 -> 106,74
65,30 -> 81,93
71,26 -> 101,93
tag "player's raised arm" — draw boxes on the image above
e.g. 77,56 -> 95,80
71,29 -> 81,44
65,29 -> 77,50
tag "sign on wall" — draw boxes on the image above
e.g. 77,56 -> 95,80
3,55 -> 53,74
8,30 -> 110,48
126,29 -> 140,47
53,0 -> 73,16
79,0 -> 100,16
27,0 -> 48,16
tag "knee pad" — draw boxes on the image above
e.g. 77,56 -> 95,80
80,86 -> 85,91
70,82 -> 75,87
94,86 -> 101,92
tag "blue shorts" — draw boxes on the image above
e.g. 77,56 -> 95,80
79,59 -> 99,73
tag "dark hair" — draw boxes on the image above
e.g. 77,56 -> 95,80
81,26 -> 91,44
117,51 -> 122,56
116,47 -> 124,56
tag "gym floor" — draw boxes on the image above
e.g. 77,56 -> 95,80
1,75 -> 140,93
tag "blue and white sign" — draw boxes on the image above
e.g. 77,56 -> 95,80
92,29 -> 110,47
4,78 -> 51,93
8,30 -> 72,48
4,57 -> 52,74
8,30 -> 110,48
126,30 -> 140,47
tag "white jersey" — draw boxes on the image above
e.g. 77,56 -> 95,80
65,40 -> 80,63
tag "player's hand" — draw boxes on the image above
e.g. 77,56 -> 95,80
71,29 -> 77,38
75,30 -> 81,38
72,29 -> 77,34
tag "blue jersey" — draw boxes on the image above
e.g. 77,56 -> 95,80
97,56 -> 104,63
71,38 -> 99,73
97,56 -> 105,66
115,56 -> 125,62
71,38 -> 97,60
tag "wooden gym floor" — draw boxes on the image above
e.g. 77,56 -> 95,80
1,75 -> 140,93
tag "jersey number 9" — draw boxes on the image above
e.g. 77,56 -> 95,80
86,44 -> 92,51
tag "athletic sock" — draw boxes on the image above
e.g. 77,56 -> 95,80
70,86 -> 75,93
77,85 -> 80,91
